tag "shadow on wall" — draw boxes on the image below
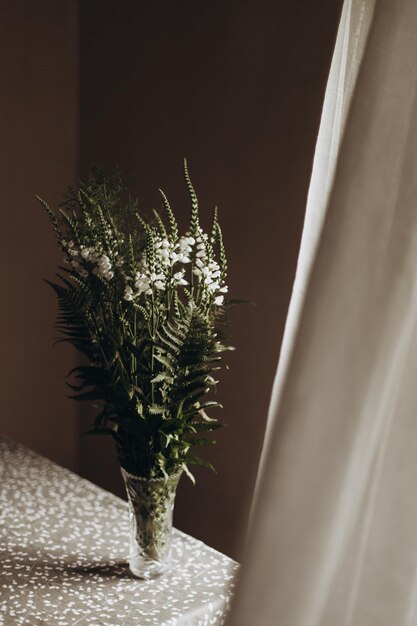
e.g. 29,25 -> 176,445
0,1 -> 79,471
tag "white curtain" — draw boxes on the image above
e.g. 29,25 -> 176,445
228,0 -> 417,624
258,0 -> 374,478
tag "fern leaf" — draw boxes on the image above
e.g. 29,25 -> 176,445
185,454 -> 216,472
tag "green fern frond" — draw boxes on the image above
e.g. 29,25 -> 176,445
42,165 -> 234,481
45,278 -> 95,360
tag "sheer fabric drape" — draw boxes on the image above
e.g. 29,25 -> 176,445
258,0 -> 374,478
228,0 -> 417,624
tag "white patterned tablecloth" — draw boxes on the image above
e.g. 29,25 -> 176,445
0,437 -> 238,626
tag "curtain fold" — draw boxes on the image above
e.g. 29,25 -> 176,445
258,0 -> 374,482
228,0 -> 417,624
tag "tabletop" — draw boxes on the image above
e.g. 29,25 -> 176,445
0,437 -> 238,626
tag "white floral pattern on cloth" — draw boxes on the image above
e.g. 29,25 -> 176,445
0,437 -> 239,626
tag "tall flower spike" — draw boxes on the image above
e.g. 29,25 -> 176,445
96,205 -> 113,252
127,234 -> 137,278
78,188 -> 93,219
184,158 -> 199,236
152,209 -> 168,239
36,196 -> 64,242
210,206 -> 219,246
135,212 -> 148,232
145,226 -> 156,273
58,208 -> 82,247
217,223 -> 227,282
159,189 -> 178,241
173,290 -> 181,317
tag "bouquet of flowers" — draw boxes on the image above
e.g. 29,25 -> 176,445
38,161 -> 233,484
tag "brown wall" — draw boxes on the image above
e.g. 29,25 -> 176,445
79,0 -> 342,558
0,1 -> 79,471
0,0 -> 342,560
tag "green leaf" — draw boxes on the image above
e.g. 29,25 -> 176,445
153,353 -> 175,373
69,388 -> 108,402
189,421 -> 223,432
148,404 -> 168,415
181,463 -> 196,485
186,437 -> 217,446
151,372 -> 174,384
186,454 -> 216,473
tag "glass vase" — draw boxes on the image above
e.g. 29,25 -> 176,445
121,467 -> 182,579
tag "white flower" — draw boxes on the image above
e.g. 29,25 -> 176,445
134,273 -> 151,294
214,295 -> 224,306
159,249 -> 170,259
92,254 -> 114,281
150,268 -> 166,290
176,253 -> 191,264
195,230 -> 208,243
124,286 -> 134,301
173,270 -> 188,286
177,235 -> 194,257
150,272 -> 164,283
99,254 -> 111,267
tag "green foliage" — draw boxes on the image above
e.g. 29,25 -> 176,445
39,163 -> 234,480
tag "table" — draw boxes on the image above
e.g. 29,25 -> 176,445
0,437 -> 238,625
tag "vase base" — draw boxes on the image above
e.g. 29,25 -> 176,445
129,557 -> 167,580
